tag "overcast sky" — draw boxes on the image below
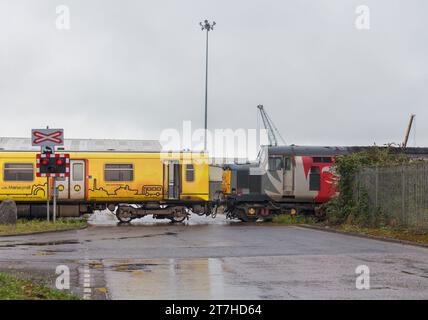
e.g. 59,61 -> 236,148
0,0 -> 427,150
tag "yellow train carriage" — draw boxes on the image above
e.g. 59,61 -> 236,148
0,152 -> 48,202
0,151 -> 209,220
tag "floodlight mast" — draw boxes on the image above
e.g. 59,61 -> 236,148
199,20 -> 216,151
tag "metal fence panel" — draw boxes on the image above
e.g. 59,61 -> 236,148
354,163 -> 428,230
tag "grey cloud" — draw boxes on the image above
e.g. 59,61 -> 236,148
0,0 -> 426,148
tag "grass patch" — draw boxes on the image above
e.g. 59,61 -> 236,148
333,224 -> 428,245
0,218 -> 86,236
0,272 -> 79,300
272,214 -> 315,225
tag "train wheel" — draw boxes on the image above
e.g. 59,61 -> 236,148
107,203 -> 117,212
169,215 -> 186,223
169,208 -> 188,223
116,206 -> 133,223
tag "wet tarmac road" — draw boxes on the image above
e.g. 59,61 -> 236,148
1,213 -> 428,299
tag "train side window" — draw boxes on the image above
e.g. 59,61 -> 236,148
185,164 -> 195,182
268,156 -> 283,171
3,163 -> 34,181
73,163 -> 84,181
104,164 -> 133,181
313,157 -> 332,163
309,166 -> 321,191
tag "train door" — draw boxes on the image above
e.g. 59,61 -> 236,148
309,166 -> 321,191
283,156 -> 294,195
69,160 -> 85,200
56,160 -> 86,200
164,160 -> 181,200
267,155 -> 284,198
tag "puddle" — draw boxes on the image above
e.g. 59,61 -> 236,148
103,257 -> 260,299
95,287 -> 108,294
89,262 -> 104,270
115,232 -> 177,240
33,251 -> 56,256
45,248 -> 77,253
0,239 -> 79,248
401,270 -> 428,279
111,263 -> 158,272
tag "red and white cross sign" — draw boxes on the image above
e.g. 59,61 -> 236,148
31,129 -> 64,147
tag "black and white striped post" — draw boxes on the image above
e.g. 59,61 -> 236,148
36,153 -> 70,222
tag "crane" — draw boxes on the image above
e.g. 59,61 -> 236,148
257,104 -> 286,146
402,114 -> 415,148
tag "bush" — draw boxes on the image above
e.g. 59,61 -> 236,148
325,146 -> 409,226
272,214 -> 315,225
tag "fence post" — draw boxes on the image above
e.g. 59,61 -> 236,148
356,170 -> 360,204
401,164 -> 405,226
375,166 -> 379,210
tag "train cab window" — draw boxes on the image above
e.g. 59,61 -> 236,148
3,163 -> 34,181
185,164 -> 195,182
309,166 -> 321,191
313,157 -> 332,163
268,156 -> 283,171
104,164 -> 133,181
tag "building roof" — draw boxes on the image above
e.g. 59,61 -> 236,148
0,137 -> 162,152
268,145 -> 428,158
268,145 -> 349,156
